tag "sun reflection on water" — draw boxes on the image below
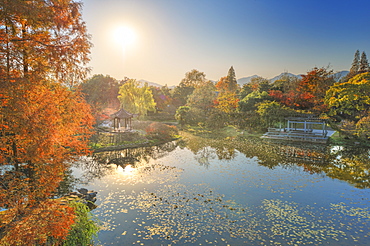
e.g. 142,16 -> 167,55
116,164 -> 135,176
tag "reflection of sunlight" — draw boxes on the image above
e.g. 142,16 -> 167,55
117,164 -> 135,176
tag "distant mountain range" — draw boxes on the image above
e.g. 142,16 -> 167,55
138,71 -> 349,88
237,71 -> 349,85
138,79 -> 165,88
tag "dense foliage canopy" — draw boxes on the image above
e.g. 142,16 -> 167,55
1,0 -> 94,244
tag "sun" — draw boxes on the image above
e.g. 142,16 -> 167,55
113,26 -> 136,47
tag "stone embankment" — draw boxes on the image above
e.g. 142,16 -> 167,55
60,188 -> 98,209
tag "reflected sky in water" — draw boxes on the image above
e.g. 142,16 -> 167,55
71,138 -> 370,245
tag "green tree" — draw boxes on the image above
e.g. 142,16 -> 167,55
175,106 -> 191,126
81,74 -> 120,112
250,76 -> 270,92
172,69 -> 208,106
239,90 -> 270,112
180,69 -> 207,88
350,50 -> 360,75
118,79 -> 156,116
359,51 -> 369,73
257,101 -> 294,128
226,66 -> 238,92
62,202 -> 100,246
187,81 -> 216,117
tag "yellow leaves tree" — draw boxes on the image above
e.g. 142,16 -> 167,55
214,92 -> 239,114
118,79 -> 156,117
325,72 -> 370,139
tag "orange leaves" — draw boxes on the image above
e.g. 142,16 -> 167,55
0,200 -> 77,246
214,92 -> 239,114
1,1 -> 93,244
0,79 -> 93,246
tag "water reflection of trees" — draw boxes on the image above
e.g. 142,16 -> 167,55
180,133 -> 370,189
74,141 -> 179,183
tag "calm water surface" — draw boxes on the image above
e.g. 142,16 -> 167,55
71,135 -> 370,245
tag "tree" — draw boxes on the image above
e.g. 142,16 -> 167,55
150,85 -> 174,113
298,67 -> 335,113
249,76 -> 270,92
0,82 -> 94,245
172,69 -> 208,106
82,74 -> 120,108
350,50 -> 360,75
81,74 -> 120,120
179,69 -> 207,88
359,51 -> 369,73
0,1 -> 94,244
0,0 -> 91,87
239,90 -> 270,112
270,73 -> 300,93
118,79 -> 156,116
257,101 -> 294,128
226,66 -> 238,92
356,115 -> 370,139
187,81 -> 216,115
214,92 -> 239,114
216,72 -> 239,94
325,72 -> 370,122
175,106 -> 191,126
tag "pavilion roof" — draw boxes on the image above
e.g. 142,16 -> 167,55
110,108 -> 134,119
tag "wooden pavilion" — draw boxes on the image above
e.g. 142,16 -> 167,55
110,108 -> 134,132
262,115 -> 330,143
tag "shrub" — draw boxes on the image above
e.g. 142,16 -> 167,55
145,122 -> 178,141
62,202 -> 100,246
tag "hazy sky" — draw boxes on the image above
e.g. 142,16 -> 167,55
81,0 -> 370,86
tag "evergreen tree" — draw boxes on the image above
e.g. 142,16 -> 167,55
359,51 -> 369,73
350,50 -> 360,74
226,66 -> 238,92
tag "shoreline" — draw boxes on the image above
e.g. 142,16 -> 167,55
91,137 -> 180,153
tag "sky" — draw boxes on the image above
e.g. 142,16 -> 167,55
81,0 -> 370,86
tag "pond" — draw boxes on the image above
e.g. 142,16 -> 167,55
70,133 -> 370,245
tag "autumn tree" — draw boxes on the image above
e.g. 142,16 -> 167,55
216,66 -> 238,93
0,0 -> 94,244
297,67 -> 335,113
212,67 -> 239,119
325,72 -> 370,139
269,73 -> 302,108
270,73 -> 300,93
325,72 -> 370,122
118,79 -> 156,116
